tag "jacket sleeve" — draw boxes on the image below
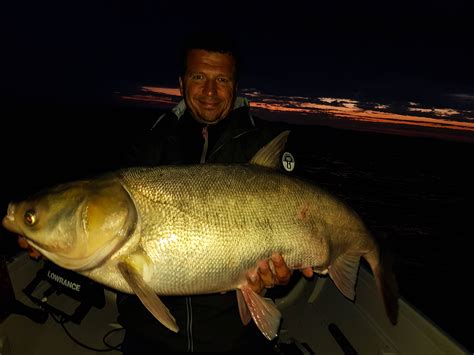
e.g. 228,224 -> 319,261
119,114 -> 175,168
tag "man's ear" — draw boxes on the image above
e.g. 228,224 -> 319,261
179,77 -> 184,96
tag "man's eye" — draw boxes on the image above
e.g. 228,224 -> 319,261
217,77 -> 229,83
191,74 -> 204,80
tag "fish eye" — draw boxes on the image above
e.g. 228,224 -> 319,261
24,209 -> 37,225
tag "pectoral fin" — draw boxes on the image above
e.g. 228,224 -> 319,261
239,285 -> 282,340
236,289 -> 252,325
328,253 -> 362,300
118,258 -> 178,333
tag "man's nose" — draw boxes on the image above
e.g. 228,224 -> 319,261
203,80 -> 217,96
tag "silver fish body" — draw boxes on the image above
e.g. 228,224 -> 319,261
85,164 -> 371,295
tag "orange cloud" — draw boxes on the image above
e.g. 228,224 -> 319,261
142,86 -> 181,96
118,85 -> 474,140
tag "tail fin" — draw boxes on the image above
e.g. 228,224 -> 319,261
369,244 -> 399,325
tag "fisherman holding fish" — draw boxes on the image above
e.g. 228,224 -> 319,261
8,31 -> 397,354
15,32 -> 313,353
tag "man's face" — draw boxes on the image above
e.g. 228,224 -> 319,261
180,49 -> 237,124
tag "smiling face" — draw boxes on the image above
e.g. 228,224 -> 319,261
179,49 -> 237,124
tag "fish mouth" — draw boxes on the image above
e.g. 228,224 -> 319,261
2,215 -> 20,234
2,203 -> 21,234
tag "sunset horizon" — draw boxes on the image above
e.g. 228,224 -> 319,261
119,85 -> 474,143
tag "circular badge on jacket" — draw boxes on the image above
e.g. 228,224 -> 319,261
281,152 -> 295,172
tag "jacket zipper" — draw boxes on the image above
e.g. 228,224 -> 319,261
186,296 -> 194,352
200,126 -> 209,164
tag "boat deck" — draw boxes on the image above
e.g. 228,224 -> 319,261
1,253 -> 122,355
1,252 -> 469,355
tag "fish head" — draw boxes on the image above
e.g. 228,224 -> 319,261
2,178 -> 137,271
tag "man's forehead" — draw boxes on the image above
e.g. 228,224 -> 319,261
186,49 -> 236,73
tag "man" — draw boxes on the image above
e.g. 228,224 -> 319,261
117,33 -> 314,354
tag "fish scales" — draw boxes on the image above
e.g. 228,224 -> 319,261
115,164 -> 365,295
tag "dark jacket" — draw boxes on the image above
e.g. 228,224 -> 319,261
117,98 -> 290,353
122,97 -> 285,167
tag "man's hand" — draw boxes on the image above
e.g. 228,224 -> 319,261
17,235 -> 43,260
247,253 -> 313,294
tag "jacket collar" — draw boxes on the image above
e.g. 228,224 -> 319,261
151,97 -> 254,130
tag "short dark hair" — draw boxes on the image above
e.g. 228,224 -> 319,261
180,32 -> 240,81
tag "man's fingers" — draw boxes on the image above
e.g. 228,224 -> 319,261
271,253 -> 292,285
246,271 -> 263,294
28,247 -> 42,260
257,261 -> 275,288
18,236 -> 29,249
18,236 -> 43,260
302,267 -> 314,278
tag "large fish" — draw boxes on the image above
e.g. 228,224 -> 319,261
2,131 -> 398,340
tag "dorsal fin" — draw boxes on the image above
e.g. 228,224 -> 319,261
249,130 -> 290,169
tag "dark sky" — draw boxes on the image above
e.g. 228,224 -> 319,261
2,0 -> 473,106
